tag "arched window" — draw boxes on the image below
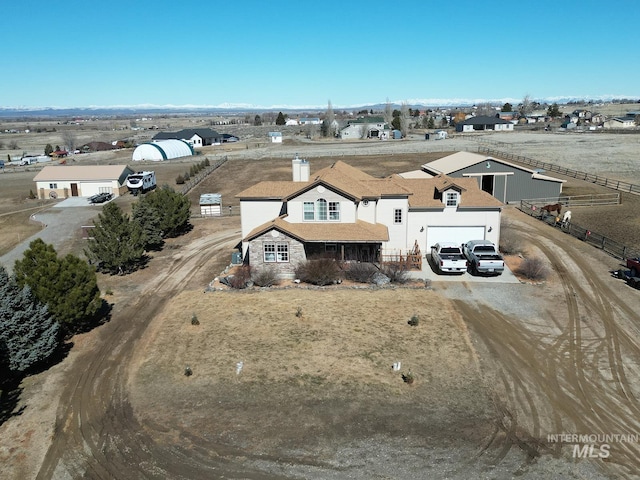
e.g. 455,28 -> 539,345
316,198 -> 327,220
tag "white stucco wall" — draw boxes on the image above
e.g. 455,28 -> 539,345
376,198 -> 409,252
240,200 -> 284,255
406,209 -> 501,256
287,187 -> 356,223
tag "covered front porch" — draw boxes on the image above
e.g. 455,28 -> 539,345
304,242 -> 381,263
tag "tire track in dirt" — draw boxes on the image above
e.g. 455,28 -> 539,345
36,229 -> 283,479
458,219 -> 640,477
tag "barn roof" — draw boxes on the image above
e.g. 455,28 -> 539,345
422,151 -> 565,183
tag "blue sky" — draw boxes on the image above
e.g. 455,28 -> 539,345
3,0 -> 639,109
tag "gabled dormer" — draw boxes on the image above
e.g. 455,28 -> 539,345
433,174 -> 466,208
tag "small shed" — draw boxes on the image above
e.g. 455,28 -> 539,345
268,132 -> 283,143
200,193 -> 222,216
434,130 -> 448,140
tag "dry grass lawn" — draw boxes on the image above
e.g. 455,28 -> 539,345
131,288 -> 492,454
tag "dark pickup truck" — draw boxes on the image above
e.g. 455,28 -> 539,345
89,192 -> 113,204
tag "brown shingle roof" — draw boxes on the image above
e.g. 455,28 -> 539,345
237,160 -> 503,208
245,216 -> 389,243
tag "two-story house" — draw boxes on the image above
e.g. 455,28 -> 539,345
236,157 -> 503,278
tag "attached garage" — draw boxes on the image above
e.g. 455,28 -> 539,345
426,226 -> 485,247
33,165 -> 134,199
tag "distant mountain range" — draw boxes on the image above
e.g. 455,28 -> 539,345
0,96 -> 638,118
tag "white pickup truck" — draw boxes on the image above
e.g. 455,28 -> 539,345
463,240 -> 505,276
430,242 -> 468,274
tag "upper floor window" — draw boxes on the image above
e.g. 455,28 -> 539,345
303,198 -> 340,221
445,192 -> 459,207
394,208 -> 403,224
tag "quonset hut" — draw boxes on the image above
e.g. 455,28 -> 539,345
132,139 -> 194,161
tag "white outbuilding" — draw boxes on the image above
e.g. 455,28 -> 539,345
132,139 -> 194,161
33,165 -> 134,199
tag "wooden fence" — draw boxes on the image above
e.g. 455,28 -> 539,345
180,156 -> 228,195
478,146 -> 640,195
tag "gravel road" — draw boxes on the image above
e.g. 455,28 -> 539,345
0,204 -> 99,273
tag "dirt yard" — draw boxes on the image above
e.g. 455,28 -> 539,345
2,118 -> 640,479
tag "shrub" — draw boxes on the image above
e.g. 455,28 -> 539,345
517,256 -> 549,281
191,313 -> 200,325
295,306 -> 303,318
184,366 -> 193,376
204,157 -> 210,167
500,226 -> 522,255
228,265 -> 252,289
252,266 -> 280,287
408,314 -> 420,326
175,175 -> 185,185
343,262 -> 378,283
28,189 -> 36,199
183,171 -> 190,181
295,257 -> 342,286
380,262 -> 409,284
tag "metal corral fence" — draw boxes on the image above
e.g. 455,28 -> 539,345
519,199 -> 640,260
180,156 -> 228,195
521,193 -> 621,208
478,146 -> 640,195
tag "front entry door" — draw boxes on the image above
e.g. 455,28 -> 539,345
71,183 -> 78,196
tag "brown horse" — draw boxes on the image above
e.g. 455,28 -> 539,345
541,203 -> 562,216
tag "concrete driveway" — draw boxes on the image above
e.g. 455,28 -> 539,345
407,256 -> 520,284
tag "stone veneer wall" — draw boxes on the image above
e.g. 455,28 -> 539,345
248,230 -> 306,279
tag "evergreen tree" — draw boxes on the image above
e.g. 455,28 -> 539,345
14,239 -> 102,332
85,202 -> 146,275
44,144 -> 53,156
0,266 -> 60,376
547,103 -> 562,118
138,186 -> 191,238
275,112 -> 286,125
501,102 -> 513,112
132,199 -> 164,250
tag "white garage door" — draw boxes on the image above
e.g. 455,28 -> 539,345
427,226 -> 485,248
80,182 -> 113,197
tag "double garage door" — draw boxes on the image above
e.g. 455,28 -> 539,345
426,226 -> 485,248
80,182 -> 113,197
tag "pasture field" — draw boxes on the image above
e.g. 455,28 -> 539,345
2,110 -> 640,479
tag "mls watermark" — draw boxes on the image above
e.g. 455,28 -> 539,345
547,433 -> 639,459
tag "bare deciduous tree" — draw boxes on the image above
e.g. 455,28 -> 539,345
518,94 -> 533,117
61,131 -> 77,152
384,98 -> 393,125
326,100 -> 336,137
400,101 -> 410,137
475,102 -> 499,117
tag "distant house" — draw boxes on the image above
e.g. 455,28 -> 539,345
33,165 -> 133,199
456,115 -> 514,133
340,116 -> 390,140
236,157 -> 503,278
79,141 -> 116,153
299,118 -> 321,125
417,151 -> 564,203
268,132 -> 283,143
285,118 -> 299,126
152,128 -> 223,147
603,116 -> 636,129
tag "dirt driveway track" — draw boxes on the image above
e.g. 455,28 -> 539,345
33,224 -> 276,479
450,212 -> 640,478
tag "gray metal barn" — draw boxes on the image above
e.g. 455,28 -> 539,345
421,152 -> 565,203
